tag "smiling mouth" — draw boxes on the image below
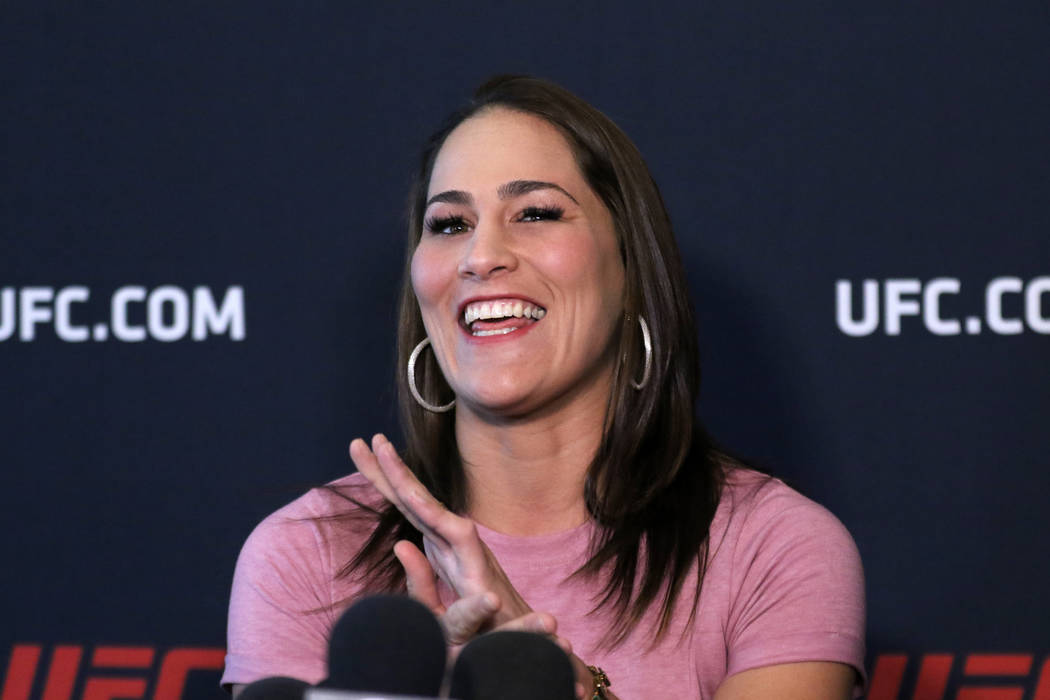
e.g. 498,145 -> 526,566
462,299 -> 547,337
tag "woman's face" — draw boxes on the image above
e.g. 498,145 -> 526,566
411,107 -> 626,417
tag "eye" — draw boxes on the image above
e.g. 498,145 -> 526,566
517,206 -> 564,223
424,215 -> 472,235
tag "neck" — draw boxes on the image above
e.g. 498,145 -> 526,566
453,374 -> 611,536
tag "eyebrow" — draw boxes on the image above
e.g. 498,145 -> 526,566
425,180 -> 579,208
498,180 -> 579,204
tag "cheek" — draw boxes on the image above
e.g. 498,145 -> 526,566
540,233 -> 596,279
541,230 -> 624,307
410,241 -> 450,310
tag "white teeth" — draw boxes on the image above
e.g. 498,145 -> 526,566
473,327 -> 518,337
463,299 -> 547,325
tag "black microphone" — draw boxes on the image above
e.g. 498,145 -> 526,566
311,594 -> 447,698
238,676 -> 309,700
449,631 -> 576,700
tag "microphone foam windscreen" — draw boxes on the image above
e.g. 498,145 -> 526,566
238,676 -> 309,700
323,594 -> 446,696
449,631 -> 576,700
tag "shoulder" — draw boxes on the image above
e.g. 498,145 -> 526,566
256,471 -> 384,523
222,473 -> 384,687
714,467 -> 859,562
709,467 -> 867,689
712,467 -> 864,600
237,472 -> 385,573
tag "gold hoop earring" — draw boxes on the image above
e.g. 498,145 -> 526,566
407,337 -> 455,413
630,316 -> 652,390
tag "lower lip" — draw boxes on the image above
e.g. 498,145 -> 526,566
460,319 -> 541,344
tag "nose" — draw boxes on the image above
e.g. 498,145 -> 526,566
457,219 -> 517,280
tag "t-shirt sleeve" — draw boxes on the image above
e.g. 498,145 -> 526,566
724,480 -> 867,693
220,504 -> 337,689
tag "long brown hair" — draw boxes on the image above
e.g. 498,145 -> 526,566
341,75 -> 724,646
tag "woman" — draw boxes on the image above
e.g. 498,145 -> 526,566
223,75 -> 865,699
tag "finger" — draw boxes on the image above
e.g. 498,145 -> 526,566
372,434 -> 458,547
357,437 -> 471,587
441,592 -> 500,646
553,635 -> 574,655
567,650 -> 593,700
348,438 -> 398,505
372,434 -> 484,557
371,433 -> 430,497
368,437 -> 523,612
371,433 -> 435,510
393,540 -> 444,615
354,437 -> 434,538
492,610 -> 557,636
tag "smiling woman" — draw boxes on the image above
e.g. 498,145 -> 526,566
222,76 -> 866,699
413,108 -> 626,419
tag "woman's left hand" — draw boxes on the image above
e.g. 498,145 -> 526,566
349,434 -> 540,636
392,537 -> 557,645
395,543 -> 603,700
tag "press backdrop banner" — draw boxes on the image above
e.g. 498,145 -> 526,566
2,2 -> 1048,699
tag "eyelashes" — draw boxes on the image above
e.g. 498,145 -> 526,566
519,205 -> 564,222
424,206 -> 565,235
424,214 -> 470,235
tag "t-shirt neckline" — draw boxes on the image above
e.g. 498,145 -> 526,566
473,518 -> 595,566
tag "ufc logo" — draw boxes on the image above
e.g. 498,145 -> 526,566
869,653 -> 1050,700
1,645 -> 225,700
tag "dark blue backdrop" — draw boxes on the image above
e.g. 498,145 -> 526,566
3,2 -> 1048,698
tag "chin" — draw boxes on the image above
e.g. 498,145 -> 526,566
457,380 -> 540,417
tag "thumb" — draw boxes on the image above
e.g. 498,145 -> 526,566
394,540 -> 444,615
442,592 -> 500,646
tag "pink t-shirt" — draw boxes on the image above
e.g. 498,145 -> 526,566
222,469 -> 866,698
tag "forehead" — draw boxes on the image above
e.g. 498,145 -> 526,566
427,108 -> 584,196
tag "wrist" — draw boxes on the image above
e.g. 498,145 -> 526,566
586,665 -> 612,700
567,649 -> 618,700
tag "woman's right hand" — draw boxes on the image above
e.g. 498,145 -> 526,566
349,434 -> 557,644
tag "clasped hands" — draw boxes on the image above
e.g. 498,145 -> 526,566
350,435 -> 600,698
349,434 -> 561,646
